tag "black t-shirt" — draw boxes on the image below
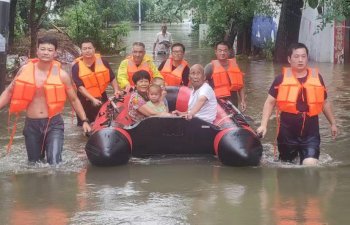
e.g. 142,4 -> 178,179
158,60 -> 190,86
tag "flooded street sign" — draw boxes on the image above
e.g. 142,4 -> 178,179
0,0 -> 10,92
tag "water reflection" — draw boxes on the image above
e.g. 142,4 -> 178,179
0,172 -> 82,225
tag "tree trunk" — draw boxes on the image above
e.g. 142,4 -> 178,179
29,0 -> 37,57
236,22 -> 252,56
225,19 -> 237,49
8,0 -> 17,51
274,0 -> 304,63
28,0 -> 47,57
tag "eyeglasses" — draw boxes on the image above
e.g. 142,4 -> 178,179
172,50 -> 184,54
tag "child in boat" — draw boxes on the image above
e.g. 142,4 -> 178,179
146,84 -> 169,113
151,77 -> 168,108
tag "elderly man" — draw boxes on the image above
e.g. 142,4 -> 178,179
117,42 -> 162,92
159,42 -> 190,86
173,64 -> 217,123
152,24 -> 172,55
204,41 -> 246,111
257,43 -> 338,165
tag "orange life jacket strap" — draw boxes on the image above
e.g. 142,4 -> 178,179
41,117 -> 51,154
300,112 -> 306,137
7,113 -> 19,154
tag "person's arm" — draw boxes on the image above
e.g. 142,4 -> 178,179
78,86 -> 102,106
0,81 -> 15,110
60,70 -> 91,133
237,87 -> 247,112
137,103 -> 170,117
323,99 -> 338,139
186,95 -> 207,120
117,59 -> 130,90
0,66 -> 25,110
256,94 -> 276,138
153,35 -> 159,54
168,33 -> 173,44
103,59 -> 121,95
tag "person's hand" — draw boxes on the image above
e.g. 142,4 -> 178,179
91,98 -> 102,107
185,111 -> 193,120
82,122 -> 92,135
114,90 -> 123,97
124,84 -> 131,93
331,124 -> 338,139
256,126 -> 267,138
172,110 -> 179,115
240,100 -> 247,112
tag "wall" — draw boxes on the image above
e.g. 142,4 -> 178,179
299,6 -> 334,62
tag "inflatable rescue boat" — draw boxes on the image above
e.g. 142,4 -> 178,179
85,86 -> 263,167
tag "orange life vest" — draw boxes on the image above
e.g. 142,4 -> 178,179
76,54 -> 110,98
276,67 -> 325,116
160,58 -> 188,86
211,58 -> 244,98
9,59 -> 66,118
126,56 -> 153,86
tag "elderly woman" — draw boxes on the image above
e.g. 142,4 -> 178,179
128,70 -> 171,123
173,64 -> 217,123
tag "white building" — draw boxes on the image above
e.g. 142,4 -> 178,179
299,5 -> 349,63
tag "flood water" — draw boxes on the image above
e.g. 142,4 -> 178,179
1,23 -> 350,225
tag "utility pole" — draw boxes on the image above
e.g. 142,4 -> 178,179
138,0 -> 141,26
0,0 -> 10,92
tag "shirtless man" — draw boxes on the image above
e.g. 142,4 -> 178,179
0,36 -> 91,165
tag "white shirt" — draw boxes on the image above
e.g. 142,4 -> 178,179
188,83 -> 217,123
155,32 -> 172,53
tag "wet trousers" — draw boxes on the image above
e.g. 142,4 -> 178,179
23,114 -> 64,165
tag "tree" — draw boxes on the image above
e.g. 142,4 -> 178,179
274,0 -> 304,63
63,0 -> 130,53
28,0 -> 55,57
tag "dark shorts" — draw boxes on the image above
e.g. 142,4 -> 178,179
23,114 -> 64,165
277,123 -> 320,164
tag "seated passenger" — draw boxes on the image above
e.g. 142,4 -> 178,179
146,84 -> 169,113
128,70 -> 171,123
151,77 -> 168,108
173,64 -> 217,123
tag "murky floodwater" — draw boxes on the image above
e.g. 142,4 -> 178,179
0,23 -> 350,225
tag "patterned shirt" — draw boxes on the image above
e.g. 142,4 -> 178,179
128,91 -> 148,123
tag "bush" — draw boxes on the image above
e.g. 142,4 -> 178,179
62,0 -> 130,54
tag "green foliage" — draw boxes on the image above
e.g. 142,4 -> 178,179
308,0 -> 319,8
14,10 -> 25,38
145,0 -> 189,23
203,0 -> 276,45
63,0 -> 130,53
261,40 -> 275,61
304,0 -> 350,31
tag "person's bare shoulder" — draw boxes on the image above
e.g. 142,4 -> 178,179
59,69 -> 74,87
